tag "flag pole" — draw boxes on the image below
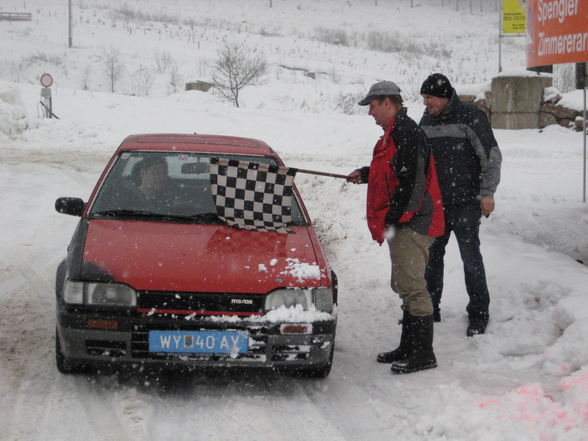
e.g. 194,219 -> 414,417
296,168 -> 348,179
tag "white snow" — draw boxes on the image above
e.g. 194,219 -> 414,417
280,258 -> 322,282
544,86 -> 562,103
559,89 -> 588,113
259,304 -> 335,323
1,1 -> 588,440
0,81 -> 28,139
495,68 -> 553,78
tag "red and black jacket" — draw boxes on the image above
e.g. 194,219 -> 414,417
359,107 -> 444,244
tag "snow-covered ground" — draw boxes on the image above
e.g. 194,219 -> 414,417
1,1 -> 588,440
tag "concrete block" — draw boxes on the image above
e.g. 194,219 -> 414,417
491,112 -> 539,130
491,76 -> 552,113
185,81 -> 214,92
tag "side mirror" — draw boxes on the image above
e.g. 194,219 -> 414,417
55,197 -> 85,217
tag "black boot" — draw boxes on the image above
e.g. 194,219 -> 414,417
467,316 -> 488,336
433,305 -> 441,322
377,311 -> 411,363
390,314 -> 437,374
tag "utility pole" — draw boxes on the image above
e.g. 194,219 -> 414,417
68,0 -> 72,48
583,62 -> 587,203
498,0 -> 502,72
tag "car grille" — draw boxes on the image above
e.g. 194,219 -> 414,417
137,291 -> 265,315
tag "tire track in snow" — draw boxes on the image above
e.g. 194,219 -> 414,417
65,377 -> 152,441
0,263 -> 67,441
137,372 -> 347,441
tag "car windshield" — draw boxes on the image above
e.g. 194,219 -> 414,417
88,151 -> 307,225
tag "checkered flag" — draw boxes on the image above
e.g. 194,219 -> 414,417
209,158 -> 298,234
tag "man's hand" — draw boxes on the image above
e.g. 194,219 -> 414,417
346,170 -> 363,184
480,196 -> 495,217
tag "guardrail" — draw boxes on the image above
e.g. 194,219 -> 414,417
0,12 -> 32,21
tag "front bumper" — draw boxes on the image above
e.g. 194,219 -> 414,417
56,310 -> 336,371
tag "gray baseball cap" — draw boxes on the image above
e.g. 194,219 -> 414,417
358,81 -> 402,106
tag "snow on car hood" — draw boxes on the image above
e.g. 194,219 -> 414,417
82,219 -> 329,293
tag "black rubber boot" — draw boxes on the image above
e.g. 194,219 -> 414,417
377,311 -> 411,363
433,305 -> 441,322
390,314 -> 437,374
467,316 -> 488,336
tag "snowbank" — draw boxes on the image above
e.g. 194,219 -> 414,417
558,89 -> 587,113
0,81 -> 28,139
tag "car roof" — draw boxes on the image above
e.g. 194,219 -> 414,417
117,134 -> 277,156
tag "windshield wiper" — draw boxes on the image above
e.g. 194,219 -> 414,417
91,209 -> 158,218
186,212 -> 223,223
91,210 -> 222,224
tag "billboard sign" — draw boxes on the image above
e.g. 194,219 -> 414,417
526,0 -> 588,67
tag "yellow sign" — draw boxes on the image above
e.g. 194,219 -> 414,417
502,0 -> 527,34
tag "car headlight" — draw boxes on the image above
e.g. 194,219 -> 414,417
63,280 -> 137,307
63,280 -> 84,304
264,287 -> 333,313
312,287 -> 333,313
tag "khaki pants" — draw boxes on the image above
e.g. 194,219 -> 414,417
387,226 -> 435,317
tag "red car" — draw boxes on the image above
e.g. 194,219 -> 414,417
55,134 -> 337,377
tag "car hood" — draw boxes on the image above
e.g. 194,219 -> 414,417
82,219 -> 329,293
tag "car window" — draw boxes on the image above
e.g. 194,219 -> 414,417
89,151 -> 307,225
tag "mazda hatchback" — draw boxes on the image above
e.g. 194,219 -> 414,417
55,134 -> 337,377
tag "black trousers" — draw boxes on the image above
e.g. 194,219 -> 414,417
425,204 -> 490,320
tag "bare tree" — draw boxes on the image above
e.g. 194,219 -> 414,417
131,66 -> 154,96
186,18 -> 198,44
154,50 -> 172,74
211,42 -> 267,108
168,61 -> 181,94
100,47 -> 124,93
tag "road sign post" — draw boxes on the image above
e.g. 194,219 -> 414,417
39,73 -> 53,118
526,1 -> 588,202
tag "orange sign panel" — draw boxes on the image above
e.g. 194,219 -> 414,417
526,0 -> 588,67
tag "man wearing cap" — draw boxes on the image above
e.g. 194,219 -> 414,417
347,81 -> 444,374
419,73 -> 502,336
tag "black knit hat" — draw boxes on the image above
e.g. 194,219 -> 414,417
420,73 -> 453,98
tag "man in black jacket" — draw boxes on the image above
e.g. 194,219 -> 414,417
419,73 -> 501,336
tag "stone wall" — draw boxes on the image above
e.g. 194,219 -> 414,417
540,88 -> 584,130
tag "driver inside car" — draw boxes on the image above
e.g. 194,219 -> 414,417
131,156 -> 172,210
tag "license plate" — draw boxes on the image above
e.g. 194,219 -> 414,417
148,330 -> 248,354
